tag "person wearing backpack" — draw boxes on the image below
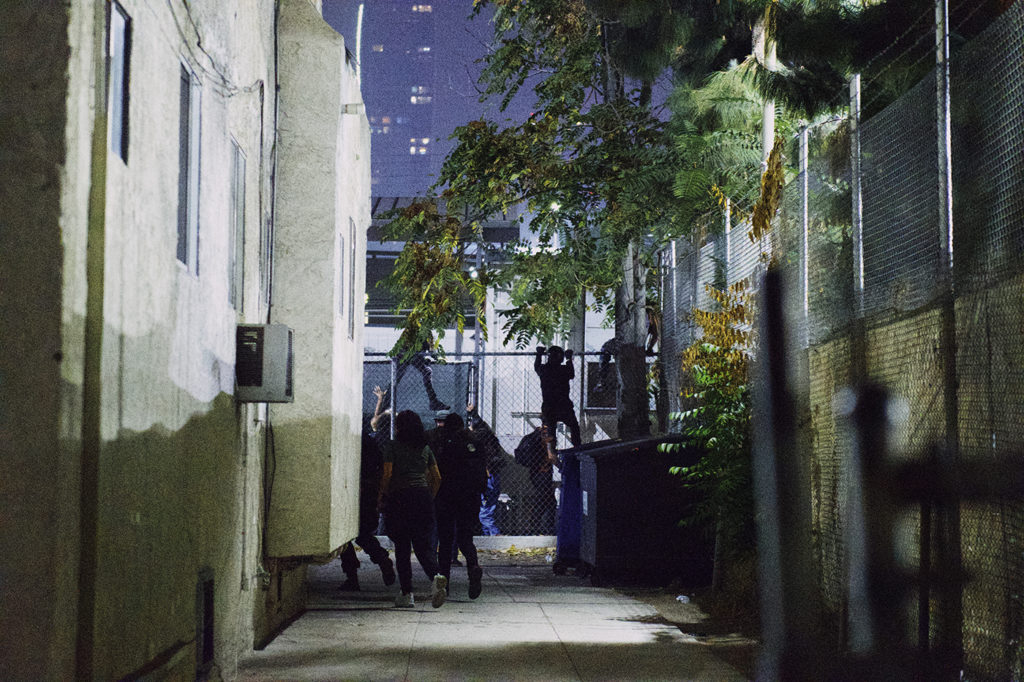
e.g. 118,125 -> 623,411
432,412 -> 487,599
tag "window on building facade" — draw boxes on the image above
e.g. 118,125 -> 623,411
372,44 -> 384,52
348,217 -> 357,340
412,4 -> 432,12
229,140 -> 245,311
338,233 -> 346,317
410,95 -> 432,104
177,64 -> 202,275
108,2 -> 131,162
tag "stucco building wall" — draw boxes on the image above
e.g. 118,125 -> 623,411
267,0 -> 369,559
0,0 -> 368,679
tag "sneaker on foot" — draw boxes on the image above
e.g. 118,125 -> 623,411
395,591 -> 414,608
379,557 -> 396,586
468,565 -> 483,600
431,574 -> 448,608
338,577 -> 360,592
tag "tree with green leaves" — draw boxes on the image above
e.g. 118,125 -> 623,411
429,0 -> 695,438
379,200 -> 489,360
381,0 -> 1009,433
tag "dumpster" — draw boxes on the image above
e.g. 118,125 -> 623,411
552,449 -> 582,575
553,439 -> 627,575
575,437 -> 712,587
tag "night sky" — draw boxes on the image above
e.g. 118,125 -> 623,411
322,1 -> 534,198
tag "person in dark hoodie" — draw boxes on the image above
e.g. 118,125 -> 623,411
432,412 -> 487,599
534,345 -> 581,453
338,421 -> 396,591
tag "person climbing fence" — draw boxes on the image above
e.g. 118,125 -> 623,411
534,345 -> 582,453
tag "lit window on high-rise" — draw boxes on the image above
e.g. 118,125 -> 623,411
409,146 -> 417,155
410,96 -> 432,104
412,4 -> 432,12
417,46 -> 431,53
381,116 -> 392,124
420,138 -> 429,144
418,147 -> 428,155
372,44 -> 384,52
411,86 -> 429,94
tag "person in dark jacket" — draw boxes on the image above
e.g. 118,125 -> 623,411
514,426 -> 557,534
534,345 -> 582,451
428,409 -> 483,593
338,423 -> 396,591
432,413 -> 487,599
379,410 -> 448,608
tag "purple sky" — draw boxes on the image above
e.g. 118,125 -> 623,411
323,1 -> 534,198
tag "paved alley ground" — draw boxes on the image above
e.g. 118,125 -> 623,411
236,547 -> 753,681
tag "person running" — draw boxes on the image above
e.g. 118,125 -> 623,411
432,413 -> 488,599
338,423 -> 396,591
378,410 -> 448,608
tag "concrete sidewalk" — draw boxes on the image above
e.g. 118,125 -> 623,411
236,549 -> 750,681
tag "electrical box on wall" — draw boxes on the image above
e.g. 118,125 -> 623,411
235,324 -> 294,403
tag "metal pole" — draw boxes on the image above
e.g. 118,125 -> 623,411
800,123 -> 810,348
472,246 -> 483,408
936,0 -> 954,281
389,357 -> 397,440
936,3 -> 962,673
725,196 -> 732,279
850,74 -> 865,318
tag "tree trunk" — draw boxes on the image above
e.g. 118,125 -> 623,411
614,240 -> 651,439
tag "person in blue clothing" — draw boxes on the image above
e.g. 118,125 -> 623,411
467,405 -> 507,536
378,410 -> 448,608
534,345 -> 582,452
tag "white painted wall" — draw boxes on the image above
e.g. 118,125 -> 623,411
268,0 -> 370,557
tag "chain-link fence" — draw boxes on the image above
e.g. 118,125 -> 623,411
363,350 -> 657,539
658,4 -> 1024,678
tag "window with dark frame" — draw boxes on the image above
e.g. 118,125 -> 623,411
177,64 -> 201,275
108,2 -> 131,162
348,217 -> 357,340
229,140 -> 245,310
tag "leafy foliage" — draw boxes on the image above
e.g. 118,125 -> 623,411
664,283 -> 755,552
379,200 -> 489,359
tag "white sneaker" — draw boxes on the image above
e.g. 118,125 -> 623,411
430,575 -> 448,608
394,592 -> 414,608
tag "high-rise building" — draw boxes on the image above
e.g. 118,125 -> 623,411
324,1 -> 527,352
324,1 -> 496,197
